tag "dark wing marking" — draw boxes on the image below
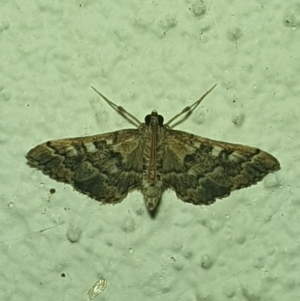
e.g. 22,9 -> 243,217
162,129 -> 280,205
26,129 -> 143,204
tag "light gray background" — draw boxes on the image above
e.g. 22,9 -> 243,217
1,1 -> 299,300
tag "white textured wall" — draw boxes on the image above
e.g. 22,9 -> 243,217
1,1 -> 299,300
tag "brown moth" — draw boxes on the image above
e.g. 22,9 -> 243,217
27,85 -> 280,213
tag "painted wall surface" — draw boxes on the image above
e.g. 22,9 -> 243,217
0,1 -> 298,300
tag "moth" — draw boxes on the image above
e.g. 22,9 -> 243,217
26,85 -> 280,213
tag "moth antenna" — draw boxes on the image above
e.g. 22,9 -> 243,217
91,86 -> 142,127
166,84 -> 217,127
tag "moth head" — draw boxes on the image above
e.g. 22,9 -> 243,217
145,110 -> 164,127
